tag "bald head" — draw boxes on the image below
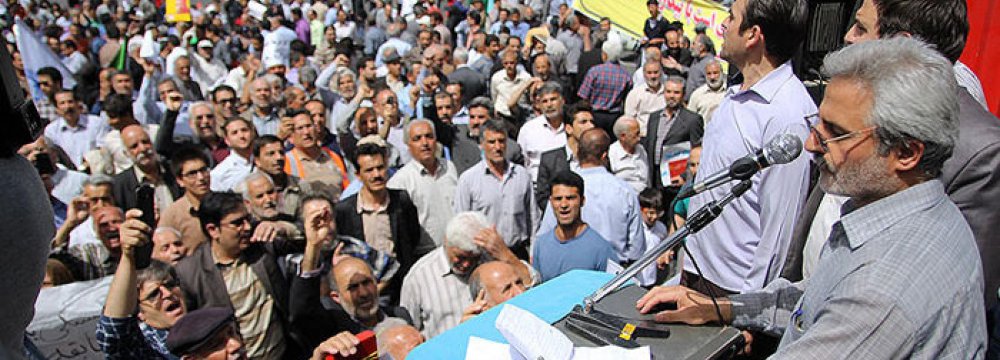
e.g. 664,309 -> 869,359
330,257 -> 379,324
379,325 -> 424,360
121,125 -> 157,169
577,128 -> 611,166
469,261 -> 525,307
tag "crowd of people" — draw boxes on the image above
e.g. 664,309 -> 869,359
4,0 -> 999,357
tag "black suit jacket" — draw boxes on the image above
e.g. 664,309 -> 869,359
111,166 -> 183,212
780,89 -> 1000,310
335,190 -> 423,304
448,66 -> 488,105
642,108 -> 704,190
174,240 -> 307,357
289,274 -> 414,350
535,147 -> 570,211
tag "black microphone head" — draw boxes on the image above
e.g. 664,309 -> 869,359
762,133 -> 803,166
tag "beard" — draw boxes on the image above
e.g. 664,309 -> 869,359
817,153 -> 897,201
707,76 -> 725,91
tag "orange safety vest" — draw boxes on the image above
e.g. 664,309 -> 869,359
284,148 -> 350,190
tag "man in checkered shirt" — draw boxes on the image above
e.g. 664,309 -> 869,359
636,38 -> 986,359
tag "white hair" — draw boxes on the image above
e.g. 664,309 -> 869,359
822,37 -> 958,178
187,101 -> 213,119
601,38 -> 623,63
444,212 -> 489,253
612,116 -> 638,137
404,119 -> 437,143
237,172 -> 274,201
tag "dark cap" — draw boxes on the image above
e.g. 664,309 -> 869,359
166,307 -> 236,355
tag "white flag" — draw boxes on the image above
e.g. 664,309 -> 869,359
13,18 -> 77,102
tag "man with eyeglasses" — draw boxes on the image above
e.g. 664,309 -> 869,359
160,147 -> 213,250
639,37 -> 986,359
211,85 -> 241,121
34,67 -> 63,123
174,191 -> 309,359
97,209 -> 187,359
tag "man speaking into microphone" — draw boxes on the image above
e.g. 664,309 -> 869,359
638,37 -> 986,358
678,0 -> 813,298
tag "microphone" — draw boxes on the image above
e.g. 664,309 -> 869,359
676,133 -> 802,199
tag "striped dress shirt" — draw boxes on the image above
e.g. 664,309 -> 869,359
400,248 -> 474,338
730,180 -> 986,358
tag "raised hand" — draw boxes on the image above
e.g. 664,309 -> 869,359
310,331 -> 361,359
461,289 -> 490,322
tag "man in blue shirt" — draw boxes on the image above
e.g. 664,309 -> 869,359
537,128 -> 646,265
533,170 -> 614,283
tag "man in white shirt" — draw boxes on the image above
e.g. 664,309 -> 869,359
516,82 -> 568,182
44,90 -> 106,169
190,40 -> 228,94
686,60 -> 727,123
609,117 -> 649,192
211,118 -> 256,192
387,120 -> 457,253
490,50 -> 532,119
624,61 -> 667,137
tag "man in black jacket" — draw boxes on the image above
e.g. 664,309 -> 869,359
641,76 -> 704,191
335,142 -> 423,305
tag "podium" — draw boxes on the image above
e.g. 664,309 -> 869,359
408,270 -> 742,359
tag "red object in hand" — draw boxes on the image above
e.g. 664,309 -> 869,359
326,330 -> 378,360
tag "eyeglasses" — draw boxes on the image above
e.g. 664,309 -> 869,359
216,97 -> 237,104
140,279 -> 180,303
805,114 -> 877,153
224,215 -> 253,228
181,166 -> 210,179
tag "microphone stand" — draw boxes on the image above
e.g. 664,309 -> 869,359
582,179 -> 753,313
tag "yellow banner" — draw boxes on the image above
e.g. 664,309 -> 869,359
574,0 -> 729,52
165,0 -> 192,22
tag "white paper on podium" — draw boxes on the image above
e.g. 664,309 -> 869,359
465,337 -> 525,360
480,305 -> 651,360
495,304 -> 574,360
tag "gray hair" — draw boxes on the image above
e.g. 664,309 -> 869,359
453,47 -> 469,64
153,226 -> 182,239
188,101 -> 213,119
332,68 -> 358,95
238,172 -> 274,201
299,66 -> 319,87
135,260 -> 177,290
536,81 -> 563,98
612,117 -> 638,137
601,38 -> 623,63
262,73 -> 282,86
821,37 -> 958,179
444,211 -> 489,253
83,174 -> 114,188
468,96 -> 494,115
404,119 -> 437,143
665,75 -> 686,88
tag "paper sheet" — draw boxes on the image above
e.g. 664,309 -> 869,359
495,305 -> 574,360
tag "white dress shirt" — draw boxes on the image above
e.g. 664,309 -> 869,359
516,115 -> 567,182
210,152 -> 253,192
608,141 -> 650,193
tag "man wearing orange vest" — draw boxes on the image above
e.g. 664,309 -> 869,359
284,110 -> 351,197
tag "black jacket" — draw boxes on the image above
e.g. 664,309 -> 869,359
642,108 -> 704,190
535,147 -> 570,212
335,190 -> 424,304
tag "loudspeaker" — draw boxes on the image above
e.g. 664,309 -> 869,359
0,43 -> 47,157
